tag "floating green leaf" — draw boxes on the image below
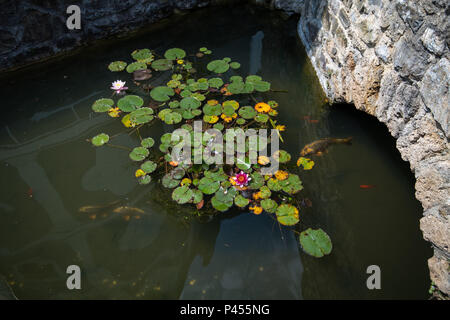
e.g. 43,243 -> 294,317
276,204 -> 299,226
249,172 -> 264,189
255,113 -> 269,123
238,106 -> 257,119
234,195 -> 250,208
259,186 -> 271,199
279,174 -> 303,194
172,185 -> 193,204
180,97 -> 201,109
91,133 -> 109,147
230,62 -> 241,69
261,199 -> 278,213
164,48 -> 186,60
203,104 -> 222,116
297,157 -> 315,170
267,178 -> 282,191
129,147 -> 149,161
162,173 -> 180,188
151,59 -> 173,71
198,177 -> 220,195
273,150 -> 291,163
129,107 -> 154,124
207,60 -> 229,74
211,194 -> 233,212
126,61 -> 147,73
108,61 -> 127,72
192,189 -> 203,204
132,49 -> 153,61
141,160 -> 157,173
141,137 -> 155,148
299,228 -> 332,258
138,175 -> 152,185
92,98 -> 114,112
150,86 -> 174,102
117,95 -> 144,112
208,77 -> 224,88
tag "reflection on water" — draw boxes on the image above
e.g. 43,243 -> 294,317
0,5 -> 431,299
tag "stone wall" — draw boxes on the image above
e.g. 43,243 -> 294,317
0,0 -> 229,71
298,0 -> 449,295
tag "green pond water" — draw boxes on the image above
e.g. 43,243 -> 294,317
0,5 -> 432,299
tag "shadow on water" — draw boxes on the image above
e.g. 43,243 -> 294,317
0,4 -> 431,299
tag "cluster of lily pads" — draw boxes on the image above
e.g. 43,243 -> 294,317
89,46 -> 332,258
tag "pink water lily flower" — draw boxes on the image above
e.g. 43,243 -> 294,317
111,80 -> 128,94
232,171 -> 251,187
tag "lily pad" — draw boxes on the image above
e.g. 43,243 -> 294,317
129,147 -> 149,161
192,189 -> 203,204
138,175 -> 152,185
207,60 -> 229,74
279,174 -> 303,194
172,185 -> 193,204
198,177 -> 220,195
249,172 -> 264,189
141,137 -> 155,148
211,195 -> 233,212
234,195 -> 250,208
208,77 -> 224,88
273,150 -> 291,163
126,61 -> 147,73
108,61 -> 127,72
180,97 -> 201,109
297,157 -> 315,170
238,106 -> 257,119
162,173 -> 180,188
164,48 -> 186,60
141,160 -> 157,173
299,228 -> 332,258
229,62 -> 241,69
276,204 -> 299,226
164,111 -> 182,124
129,107 -> 154,124
92,98 -> 114,112
132,49 -> 153,61
261,199 -> 278,213
151,59 -> 173,71
267,178 -> 282,191
91,133 -> 109,147
203,104 -> 222,116
259,186 -> 271,199
117,95 -> 144,112
255,113 -> 269,123
150,86 -> 174,102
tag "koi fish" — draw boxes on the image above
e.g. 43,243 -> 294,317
112,206 -> 145,215
78,199 -> 121,214
113,206 -> 146,221
359,185 -> 375,189
300,137 -> 353,156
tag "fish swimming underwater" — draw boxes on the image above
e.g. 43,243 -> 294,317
78,199 -> 122,214
300,137 -> 352,156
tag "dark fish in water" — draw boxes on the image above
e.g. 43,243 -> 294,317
113,206 -> 146,221
360,184 -> 375,189
300,137 -> 352,156
112,206 -> 145,215
78,199 -> 122,214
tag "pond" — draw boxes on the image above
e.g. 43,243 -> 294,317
0,4 -> 431,299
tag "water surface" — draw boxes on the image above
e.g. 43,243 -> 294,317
0,5 -> 431,299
